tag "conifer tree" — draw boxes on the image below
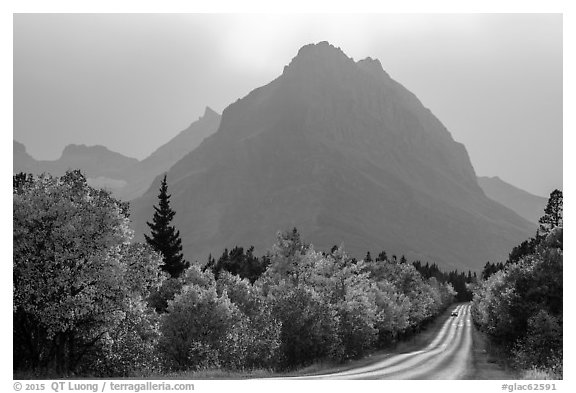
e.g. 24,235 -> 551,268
145,174 -> 189,278
365,251 -> 372,263
538,189 -> 563,235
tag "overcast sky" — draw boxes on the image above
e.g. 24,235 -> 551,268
13,13 -> 562,196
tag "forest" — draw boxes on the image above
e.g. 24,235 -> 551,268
13,170 -> 470,378
471,189 -> 563,379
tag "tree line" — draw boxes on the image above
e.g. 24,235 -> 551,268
14,170 -> 465,377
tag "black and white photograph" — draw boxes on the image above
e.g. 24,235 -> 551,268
9,6 -> 568,389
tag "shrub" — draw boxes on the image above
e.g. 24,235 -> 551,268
158,283 -> 248,371
216,272 -> 281,368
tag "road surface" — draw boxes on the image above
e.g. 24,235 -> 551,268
294,303 -> 473,380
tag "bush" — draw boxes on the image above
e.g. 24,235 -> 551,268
215,272 -> 281,368
265,280 -> 340,369
78,300 -> 161,377
512,310 -> 562,373
158,283 -> 248,371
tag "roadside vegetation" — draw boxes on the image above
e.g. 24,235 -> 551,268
14,170 -> 476,378
471,190 -> 563,380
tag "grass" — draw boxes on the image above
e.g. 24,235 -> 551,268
465,322 -> 518,380
519,367 -> 562,380
143,368 -> 276,380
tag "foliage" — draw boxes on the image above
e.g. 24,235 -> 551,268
481,261 -> 505,279
215,272 -> 281,368
13,171 -> 164,376
145,174 -> 189,278
77,299 -> 161,377
471,226 -> 563,378
147,277 -> 183,313
512,310 -> 562,373
508,238 -> 538,265
538,189 -> 562,236
413,260 -> 475,301
506,188 -> 562,266
158,281 -> 248,371
204,246 -> 270,283
264,279 -> 340,368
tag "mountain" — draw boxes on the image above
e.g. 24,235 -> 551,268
13,140 -> 137,193
12,107 -> 220,200
13,141 -> 40,174
47,143 -> 139,179
130,42 -> 534,271
478,176 -> 547,225
13,140 -> 138,177
116,107 -> 221,200
145,107 -> 221,170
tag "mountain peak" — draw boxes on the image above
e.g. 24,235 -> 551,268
296,41 -> 348,58
357,56 -> 389,79
201,106 -> 219,120
283,41 -> 356,76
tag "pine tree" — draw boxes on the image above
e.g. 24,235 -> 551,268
145,174 -> 189,278
538,189 -> 563,235
376,251 -> 387,262
364,251 -> 372,263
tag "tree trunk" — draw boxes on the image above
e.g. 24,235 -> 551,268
50,333 -> 72,376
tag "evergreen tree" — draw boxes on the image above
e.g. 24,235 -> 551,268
365,251 -> 373,263
376,251 -> 387,262
539,189 -> 563,235
145,175 -> 189,278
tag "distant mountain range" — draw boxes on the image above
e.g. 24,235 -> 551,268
14,42 -> 552,271
13,107 -> 221,200
477,176 -> 547,225
126,42 -> 537,271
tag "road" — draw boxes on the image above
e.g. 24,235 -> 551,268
294,303 -> 473,380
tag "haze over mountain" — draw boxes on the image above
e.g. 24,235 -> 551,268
477,176 -> 548,225
119,107 -> 221,200
130,42 -> 534,271
13,107 -> 221,200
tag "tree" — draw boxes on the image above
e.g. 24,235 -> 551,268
158,283 -> 248,371
538,189 -> 563,236
145,174 -> 189,278
508,238 -> 538,264
471,228 -> 563,377
13,170 -> 164,375
206,246 -> 270,283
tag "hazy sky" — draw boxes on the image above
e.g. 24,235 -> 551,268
13,13 -> 562,196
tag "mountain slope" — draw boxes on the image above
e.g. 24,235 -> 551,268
478,176 -> 547,225
116,107 -> 221,200
130,42 -> 534,270
13,141 -> 40,174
